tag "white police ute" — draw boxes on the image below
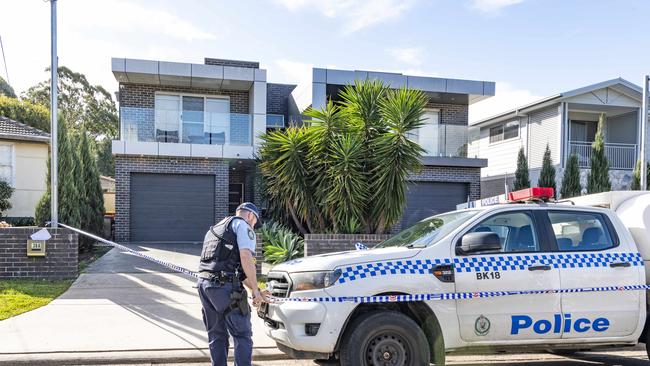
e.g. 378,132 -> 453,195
259,189 -> 650,366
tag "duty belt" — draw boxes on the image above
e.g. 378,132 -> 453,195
198,271 -> 237,283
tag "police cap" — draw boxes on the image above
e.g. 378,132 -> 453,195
236,202 -> 262,229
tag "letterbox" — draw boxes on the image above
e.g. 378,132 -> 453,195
27,240 -> 46,257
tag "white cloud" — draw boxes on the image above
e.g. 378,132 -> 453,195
470,0 -> 524,13
469,82 -> 543,123
387,47 -> 423,66
275,0 -> 416,33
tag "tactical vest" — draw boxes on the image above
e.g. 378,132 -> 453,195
198,216 -> 245,276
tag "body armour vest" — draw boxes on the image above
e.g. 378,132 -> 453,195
198,216 -> 245,276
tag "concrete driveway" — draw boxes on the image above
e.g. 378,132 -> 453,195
0,243 -> 278,364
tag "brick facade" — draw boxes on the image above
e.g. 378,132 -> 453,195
425,102 -> 469,126
266,83 -> 296,119
0,228 -> 78,279
304,234 -> 391,256
119,84 -> 249,113
114,156 -> 229,242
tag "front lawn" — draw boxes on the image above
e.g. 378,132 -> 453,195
0,279 -> 73,320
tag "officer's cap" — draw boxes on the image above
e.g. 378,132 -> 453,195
236,202 -> 262,229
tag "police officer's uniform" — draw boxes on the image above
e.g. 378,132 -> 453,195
197,203 -> 259,366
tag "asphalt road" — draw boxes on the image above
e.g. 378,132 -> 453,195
99,348 -> 649,365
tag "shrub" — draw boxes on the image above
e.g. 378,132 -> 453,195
0,180 -> 13,216
631,159 -> 650,190
3,217 -> 35,227
259,222 -> 304,265
561,154 -> 582,198
538,144 -> 556,197
587,113 -> 611,194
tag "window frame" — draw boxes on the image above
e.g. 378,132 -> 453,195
541,209 -> 620,252
455,209 -> 551,255
489,120 -> 520,144
154,92 -> 232,144
0,143 -> 15,187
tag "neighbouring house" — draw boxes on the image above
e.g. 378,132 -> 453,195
0,116 -> 49,218
469,78 -> 649,198
111,57 -> 295,242
306,68 -> 494,228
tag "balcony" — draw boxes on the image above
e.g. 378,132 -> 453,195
568,141 -> 638,170
410,124 -> 469,158
120,107 -> 253,145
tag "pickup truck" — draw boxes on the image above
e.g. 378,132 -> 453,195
259,189 -> 650,366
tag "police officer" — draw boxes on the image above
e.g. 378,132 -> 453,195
197,202 -> 269,366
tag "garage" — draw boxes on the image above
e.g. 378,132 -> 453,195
401,182 -> 468,228
130,173 -> 215,242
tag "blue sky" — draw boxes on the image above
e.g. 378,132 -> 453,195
1,0 -> 649,121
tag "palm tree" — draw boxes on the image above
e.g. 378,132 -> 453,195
258,79 -> 427,234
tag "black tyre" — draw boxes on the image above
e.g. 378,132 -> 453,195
340,311 -> 430,366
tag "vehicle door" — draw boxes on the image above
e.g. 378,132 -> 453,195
543,209 -> 643,339
454,209 -> 562,342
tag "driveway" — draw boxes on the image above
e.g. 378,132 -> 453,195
0,243 -> 278,364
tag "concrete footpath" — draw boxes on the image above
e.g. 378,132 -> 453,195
0,243 -> 282,365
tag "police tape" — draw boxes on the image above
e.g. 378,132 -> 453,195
53,223 -> 650,304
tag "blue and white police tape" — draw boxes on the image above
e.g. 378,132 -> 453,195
52,223 -> 650,304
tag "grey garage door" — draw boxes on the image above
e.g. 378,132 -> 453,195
400,182 -> 468,228
130,173 -> 215,242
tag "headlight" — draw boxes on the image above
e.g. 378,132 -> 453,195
289,270 -> 342,292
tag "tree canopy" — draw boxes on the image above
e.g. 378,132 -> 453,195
0,76 -> 15,98
0,96 -> 50,132
22,66 -> 118,138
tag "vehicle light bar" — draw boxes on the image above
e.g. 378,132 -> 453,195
508,187 -> 555,202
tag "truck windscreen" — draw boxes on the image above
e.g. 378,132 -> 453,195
376,210 -> 479,248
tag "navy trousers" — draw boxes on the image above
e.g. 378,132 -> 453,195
197,278 -> 253,366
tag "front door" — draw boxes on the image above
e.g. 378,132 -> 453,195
454,210 -> 562,342
545,209 -> 643,339
228,183 -> 244,214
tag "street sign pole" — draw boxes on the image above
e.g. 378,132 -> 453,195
50,0 -> 58,227
641,75 -> 649,191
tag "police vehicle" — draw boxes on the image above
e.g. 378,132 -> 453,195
259,188 -> 650,366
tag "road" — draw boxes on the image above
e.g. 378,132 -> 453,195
100,348 -> 649,365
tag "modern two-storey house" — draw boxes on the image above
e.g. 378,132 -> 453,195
470,78 -> 649,198
111,57 -> 295,242
111,57 -> 495,242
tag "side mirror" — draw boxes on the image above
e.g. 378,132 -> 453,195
458,232 -> 501,255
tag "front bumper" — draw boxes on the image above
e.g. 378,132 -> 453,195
261,291 -> 354,353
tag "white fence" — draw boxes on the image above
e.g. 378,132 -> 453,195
569,141 -> 638,170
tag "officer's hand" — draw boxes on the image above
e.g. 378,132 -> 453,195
252,289 -> 268,307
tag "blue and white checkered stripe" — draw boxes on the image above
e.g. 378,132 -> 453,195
338,252 -> 644,283
270,285 -> 650,304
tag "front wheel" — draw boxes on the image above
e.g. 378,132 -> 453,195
340,311 -> 430,366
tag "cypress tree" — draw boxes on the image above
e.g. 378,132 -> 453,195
561,154 -> 582,198
538,143 -> 556,197
514,147 -> 530,190
631,159 -> 650,190
587,114 -> 611,193
78,130 -> 105,238
34,118 -> 81,228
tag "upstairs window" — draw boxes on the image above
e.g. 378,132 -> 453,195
489,120 -> 519,143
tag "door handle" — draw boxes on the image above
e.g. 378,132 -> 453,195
609,261 -> 631,268
528,265 -> 551,271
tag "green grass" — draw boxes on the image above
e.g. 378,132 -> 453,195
0,279 -> 73,320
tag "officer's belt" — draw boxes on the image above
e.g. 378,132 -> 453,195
198,270 -> 238,283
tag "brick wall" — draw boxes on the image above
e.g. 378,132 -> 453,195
426,102 -> 469,126
304,234 -> 391,256
204,58 -> 259,69
114,156 -> 229,242
267,83 -> 296,119
119,84 -> 249,113
0,228 -> 78,279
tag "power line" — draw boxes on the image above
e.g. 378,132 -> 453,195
0,35 -> 9,85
